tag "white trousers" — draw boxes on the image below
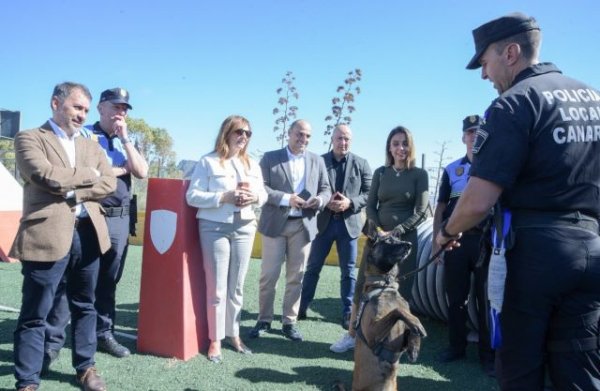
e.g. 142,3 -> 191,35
198,215 -> 256,341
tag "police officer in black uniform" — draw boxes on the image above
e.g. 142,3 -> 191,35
433,115 -> 494,376
436,12 -> 600,390
44,88 -> 148,367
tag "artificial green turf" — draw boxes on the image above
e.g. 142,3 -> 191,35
0,246 -> 498,390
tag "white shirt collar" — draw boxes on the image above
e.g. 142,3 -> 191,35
286,146 -> 304,160
48,119 -> 81,140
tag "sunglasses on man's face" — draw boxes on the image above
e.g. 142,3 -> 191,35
234,128 -> 252,138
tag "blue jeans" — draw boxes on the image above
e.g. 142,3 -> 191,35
300,218 -> 357,316
14,219 -> 100,389
45,214 -> 130,351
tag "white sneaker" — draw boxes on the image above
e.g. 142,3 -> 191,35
330,332 -> 355,353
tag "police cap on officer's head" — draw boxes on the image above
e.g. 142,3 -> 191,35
466,12 -> 540,70
463,115 -> 483,132
99,88 -> 133,110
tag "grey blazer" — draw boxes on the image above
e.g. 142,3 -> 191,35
258,148 -> 331,241
317,151 -> 372,238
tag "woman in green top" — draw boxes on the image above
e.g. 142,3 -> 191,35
364,125 -> 429,301
330,125 -> 429,353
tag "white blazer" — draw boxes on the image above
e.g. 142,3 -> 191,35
186,152 -> 267,223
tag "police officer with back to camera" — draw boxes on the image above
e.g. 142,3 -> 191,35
433,115 -> 494,376
44,88 -> 148,368
435,12 -> 600,390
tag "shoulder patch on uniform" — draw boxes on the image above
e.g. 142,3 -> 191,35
91,134 -> 99,143
472,129 -> 488,154
455,166 -> 464,176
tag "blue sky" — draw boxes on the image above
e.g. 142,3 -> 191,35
3,0 -> 600,174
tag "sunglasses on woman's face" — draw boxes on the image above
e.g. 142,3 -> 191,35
234,128 -> 252,138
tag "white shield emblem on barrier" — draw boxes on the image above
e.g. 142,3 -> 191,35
150,209 -> 177,255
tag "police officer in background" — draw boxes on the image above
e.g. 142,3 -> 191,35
436,13 -> 600,390
44,88 -> 148,367
433,115 -> 494,376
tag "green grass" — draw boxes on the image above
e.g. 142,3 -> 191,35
0,246 -> 498,390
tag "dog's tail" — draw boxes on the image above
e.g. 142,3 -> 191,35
330,380 -> 347,391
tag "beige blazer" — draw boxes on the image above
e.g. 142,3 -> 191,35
9,122 -> 117,261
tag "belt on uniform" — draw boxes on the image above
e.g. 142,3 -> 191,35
512,210 -> 599,233
288,215 -> 303,220
104,205 -> 130,217
74,217 -> 91,228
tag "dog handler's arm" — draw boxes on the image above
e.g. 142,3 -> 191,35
432,202 -> 447,262
435,177 -> 502,250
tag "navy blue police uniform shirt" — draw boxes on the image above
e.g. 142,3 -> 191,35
469,63 -> 600,219
438,156 -> 471,221
82,122 -> 132,207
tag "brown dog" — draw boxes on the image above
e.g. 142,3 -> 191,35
351,236 -> 427,391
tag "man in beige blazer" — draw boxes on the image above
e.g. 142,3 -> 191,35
249,120 -> 331,342
10,82 -> 116,391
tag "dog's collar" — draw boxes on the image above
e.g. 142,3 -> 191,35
364,274 -> 399,291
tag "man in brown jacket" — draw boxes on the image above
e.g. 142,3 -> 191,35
10,82 -> 116,391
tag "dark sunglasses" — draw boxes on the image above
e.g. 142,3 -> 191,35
234,128 -> 252,138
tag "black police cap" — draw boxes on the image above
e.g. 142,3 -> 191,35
466,12 -> 540,70
463,115 -> 483,132
99,88 -> 133,110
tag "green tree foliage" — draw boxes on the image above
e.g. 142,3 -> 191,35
125,117 -> 180,210
324,68 -> 362,149
272,71 -> 299,148
126,118 -> 178,178
0,138 -> 16,175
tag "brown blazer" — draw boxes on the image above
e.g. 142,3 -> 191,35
9,122 -> 117,261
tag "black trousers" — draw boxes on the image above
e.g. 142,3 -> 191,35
45,214 -> 130,351
497,219 -> 600,390
443,232 -> 493,363
14,219 -> 100,389
95,214 -> 130,339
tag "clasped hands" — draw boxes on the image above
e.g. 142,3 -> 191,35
326,192 -> 350,214
289,193 -> 320,209
222,189 -> 257,207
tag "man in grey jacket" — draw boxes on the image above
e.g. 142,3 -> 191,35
299,125 -> 372,330
249,119 -> 331,342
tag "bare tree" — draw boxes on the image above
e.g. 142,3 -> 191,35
428,140 -> 452,204
272,71 -> 299,148
324,68 -> 362,149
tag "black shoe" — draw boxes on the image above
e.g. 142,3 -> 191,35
41,349 -> 60,376
298,308 -> 307,320
342,313 -> 351,330
438,348 -> 466,363
98,334 -> 130,358
282,324 -> 303,341
248,321 -> 271,339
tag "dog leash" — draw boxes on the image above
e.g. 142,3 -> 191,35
397,240 -> 453,281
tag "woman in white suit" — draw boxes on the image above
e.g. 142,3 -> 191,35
186,115 -> 267,363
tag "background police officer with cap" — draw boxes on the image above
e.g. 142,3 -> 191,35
433,115 -> 494,376
44,88 -> 148,365
436,12 -> 600,390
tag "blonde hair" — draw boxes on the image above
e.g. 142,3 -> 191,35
385,126 -> 416,169
214,115 -> 251,169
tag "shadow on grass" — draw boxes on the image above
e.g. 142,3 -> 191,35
236,364 -> 449,390
236,365 -> 352,390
